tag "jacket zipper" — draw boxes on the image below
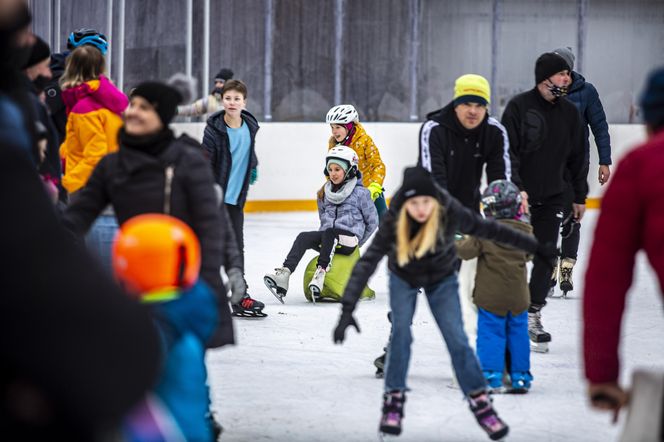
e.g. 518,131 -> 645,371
333,205 -> 338,229
164,165 -> 174,214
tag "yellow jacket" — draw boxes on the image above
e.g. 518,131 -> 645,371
328,122 -> 386,187
60,76 -> 127,193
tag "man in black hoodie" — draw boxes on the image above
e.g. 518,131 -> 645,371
419,74 -> 516,338
501,52 -> 587,351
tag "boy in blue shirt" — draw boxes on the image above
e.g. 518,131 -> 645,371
202,80 -> 266,317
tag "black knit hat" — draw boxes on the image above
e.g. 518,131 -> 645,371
640,66 -> 664,130
535,52 -> 570,84
131,81 -> 183,126
23,35 -> 50,69
401,166 -> 437,200
214,68 -> 234,82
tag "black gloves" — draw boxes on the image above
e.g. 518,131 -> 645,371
535,242 -> 558,269
333,310 -> 360,344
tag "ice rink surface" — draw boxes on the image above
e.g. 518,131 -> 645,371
207,211 -> 663,442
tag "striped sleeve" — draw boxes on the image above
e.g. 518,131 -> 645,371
487,116 -> 512,182
418,120 -> 439,171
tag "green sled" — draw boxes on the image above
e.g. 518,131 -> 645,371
303,248 -> 375,302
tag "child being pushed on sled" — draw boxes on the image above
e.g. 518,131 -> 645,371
264,146 -> 378,303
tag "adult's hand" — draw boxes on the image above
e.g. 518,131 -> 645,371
598,165 -> 611,185
573,203 -> 586,221
588,382 -> 628,424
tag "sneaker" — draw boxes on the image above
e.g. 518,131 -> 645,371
308,266 -> 327,302
264,267 -> 291,303
468,391 -> 509,440
558,258 -> 576,295
379,391 -> 406,435
483,370 -> 505,392
510,371 -> 533,393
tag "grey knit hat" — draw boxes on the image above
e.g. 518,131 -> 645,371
553,47 -> 575,71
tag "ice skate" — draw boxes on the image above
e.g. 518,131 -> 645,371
232,294 -> 267,318
374,352 -> 386,379
558,258 -> 576,297
379,391 -> 405,437
468,391 -> 509,440
263,267 -> 291,304
308,266 -> 326,304
508,371 -> 533,394
528,310 -> 551,353
483,371 -> 507,394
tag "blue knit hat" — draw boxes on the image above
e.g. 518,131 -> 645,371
640,66 -> 664,129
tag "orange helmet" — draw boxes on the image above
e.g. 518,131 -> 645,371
112,214 -> 201,296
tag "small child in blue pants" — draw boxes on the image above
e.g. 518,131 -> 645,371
456,179 -> 535,393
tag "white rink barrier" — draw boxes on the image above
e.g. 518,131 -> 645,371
172,122 -> 646,211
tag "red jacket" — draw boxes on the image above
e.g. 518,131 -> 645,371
583,129 -> 664,384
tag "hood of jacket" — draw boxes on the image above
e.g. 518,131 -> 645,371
62,75 -> 128,116
568,71 -> 586,94
49,52 -> 68,79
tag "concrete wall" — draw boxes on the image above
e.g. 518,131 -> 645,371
172,122 -> 647,210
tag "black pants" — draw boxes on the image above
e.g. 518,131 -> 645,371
560,182 -> 581,260
283,228 -> 355,272
225,203 -> 244,270
529,194 -> 565,309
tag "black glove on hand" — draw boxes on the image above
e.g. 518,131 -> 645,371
535,242 -> 558,269
226,267 -> 247,304
333,310 -> 360,344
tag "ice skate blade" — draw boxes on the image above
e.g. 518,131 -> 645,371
375,369 -> 384,379
232,311 -> 268,318
530,341 -> 549,353
378,428 -> 401,440
263,277 -> 285,304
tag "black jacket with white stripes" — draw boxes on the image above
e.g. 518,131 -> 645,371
417,101 -> 512,212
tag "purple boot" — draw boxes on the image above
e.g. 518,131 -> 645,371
379,391 -> 406,435
468,391 -> 509,440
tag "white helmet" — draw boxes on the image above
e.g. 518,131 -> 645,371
325,145 -> 359,179
326,104 -> 359,124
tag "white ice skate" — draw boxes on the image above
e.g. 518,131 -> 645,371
528,310 -> 551,353
308,266 -> 326,304
263,267 -> 291,304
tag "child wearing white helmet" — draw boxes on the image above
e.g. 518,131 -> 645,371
264,145 -> 378,303
326,104 -> 388,219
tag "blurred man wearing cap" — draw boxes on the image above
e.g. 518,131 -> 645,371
583,66 -> 664,428
501,52 -> 587,352
415,74 -> 516,354
177,67 -> 234,117
549,46 -> 612,298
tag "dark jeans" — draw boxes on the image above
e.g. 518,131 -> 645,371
375,192 -> 388,221
529,193 -> 565,309
560,183 -> 581,260
283,228 -> 355,272
225,203 -> 244,270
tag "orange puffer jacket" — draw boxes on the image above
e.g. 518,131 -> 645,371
60,75 -> 128,193
328,122 -> 386,188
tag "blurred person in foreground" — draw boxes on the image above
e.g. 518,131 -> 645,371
583,66 -> 664,425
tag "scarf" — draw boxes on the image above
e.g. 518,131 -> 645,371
119,127 -> 174,157
324,177 -> 357,205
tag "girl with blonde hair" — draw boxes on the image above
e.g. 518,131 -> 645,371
333,166 -> 554,440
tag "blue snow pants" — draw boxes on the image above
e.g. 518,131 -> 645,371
476,308 -> 530,373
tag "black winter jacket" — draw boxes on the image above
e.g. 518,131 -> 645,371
418,102 -> 512,211
45,52 -> 68,145
501,88 -> 587,204
202,109 -> 259,208
341,183 -> 539,313
62,130 -> 235,347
